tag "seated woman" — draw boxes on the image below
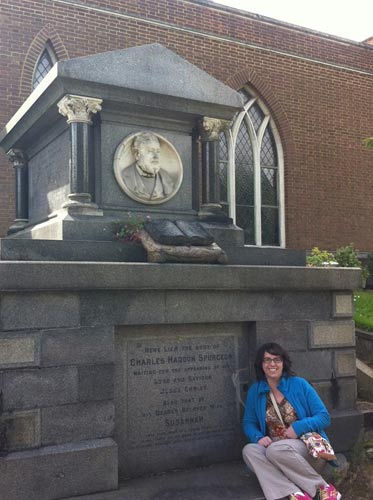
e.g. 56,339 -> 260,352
242,342 -> 341,500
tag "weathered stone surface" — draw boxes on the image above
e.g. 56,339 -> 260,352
0,238 -> 147,262
80,290 -> 333,327
56,44 -> 243,112
28,131 -> 69,222
78,364 -> 114,402
0,332 -> 40,368
309,320 -> 355,348
225,246 -> 306,266
292,350 -> 333,381
1,292 -> 80,330
0,262 -> 361,292
328,410 -> 363,453
115,323 -> 247,478
0,438 -> 118,500
255,321 -> 309,350
61,461 -> 264,500
356,328 -> 373,362
356,358 -> 373,401
164,291 -> 332,324
2,409 -> 41,451
333,293 -> 353,317
41,401 -> 114,446
41,326 -> 114,367
313,378 -> 357,411
79,290 -> 166,327
2,367 -> 78,411
333,350 -> 356,377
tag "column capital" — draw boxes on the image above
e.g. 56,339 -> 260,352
7,148 -> 27,168
199,117 -> 231,142
57,94 -> 103,124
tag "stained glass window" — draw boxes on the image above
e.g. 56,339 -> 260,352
218,89 -> 284,246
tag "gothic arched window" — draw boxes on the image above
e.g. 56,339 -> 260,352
32,43 -> 56,90
219,88 -> 285,247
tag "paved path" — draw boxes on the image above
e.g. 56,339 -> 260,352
62,461 -> 264,500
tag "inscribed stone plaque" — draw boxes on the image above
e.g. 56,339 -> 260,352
115,323 -> 249,477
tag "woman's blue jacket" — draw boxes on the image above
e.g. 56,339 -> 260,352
242,375 -> 331,443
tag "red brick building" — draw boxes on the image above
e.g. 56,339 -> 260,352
1,0 -> 373,250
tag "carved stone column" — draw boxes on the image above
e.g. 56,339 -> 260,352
7,148 -> 29,234
198,117 -> 231,220
57,94 -> 102,213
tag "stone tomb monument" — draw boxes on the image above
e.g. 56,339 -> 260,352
0,43 -> 242,244
0,44 -> 363,500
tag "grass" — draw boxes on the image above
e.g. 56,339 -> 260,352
354,290 -> 373,331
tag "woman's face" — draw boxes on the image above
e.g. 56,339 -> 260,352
262,351 -> 283,382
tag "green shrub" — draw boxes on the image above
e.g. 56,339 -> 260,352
307,243 -> 370,286
335,244 -> 369,284
306,247 -> 336,267
335,243 -> 361,267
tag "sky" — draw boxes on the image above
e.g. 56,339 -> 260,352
213,0 -> 373,43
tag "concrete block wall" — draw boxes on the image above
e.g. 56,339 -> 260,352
0,261 -> 362,499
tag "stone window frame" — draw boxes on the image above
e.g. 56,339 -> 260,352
220,86 -> 285,247
32,41 -> 58,90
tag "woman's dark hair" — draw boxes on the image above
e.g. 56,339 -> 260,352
254,342 -> 295,381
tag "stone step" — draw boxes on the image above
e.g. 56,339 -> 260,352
61,461 -> 265,500
357,399 -> 373,436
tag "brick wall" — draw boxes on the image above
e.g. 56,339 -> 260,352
1,0 -> 373,250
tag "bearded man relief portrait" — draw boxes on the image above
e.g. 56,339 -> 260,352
114,131 -> 183,204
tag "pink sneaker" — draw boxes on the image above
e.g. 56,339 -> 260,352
289,492 -> 313,500
317,483 -> 342,500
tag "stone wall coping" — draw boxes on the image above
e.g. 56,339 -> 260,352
0,261 -> 361,292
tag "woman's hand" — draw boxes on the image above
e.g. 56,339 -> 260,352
284,426 -> 297,439
258,436 -> 273,447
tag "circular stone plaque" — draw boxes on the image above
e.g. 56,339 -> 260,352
113,131 -> 183,205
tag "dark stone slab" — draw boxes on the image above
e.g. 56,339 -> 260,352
144,220 -> 214,247
0,238 -> 147,262
225,246 -> 307,266
41,401 -> 115,446
41,326 -> 114,367
328,409 -> 363,453
1,292 -> 80,330
61,461 -> 264,500
291,350 -> 332,380
255,321 -> 309,351
175,220 -> 214,246
144,220 -> 188,246
356,328 -> 373,363
0,262 -> 362,292
78,364 -> 115,402
0,438 -> 117,500
2,367 -> 78,411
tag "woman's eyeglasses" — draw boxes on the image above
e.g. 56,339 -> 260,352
263,357 -> 283,364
